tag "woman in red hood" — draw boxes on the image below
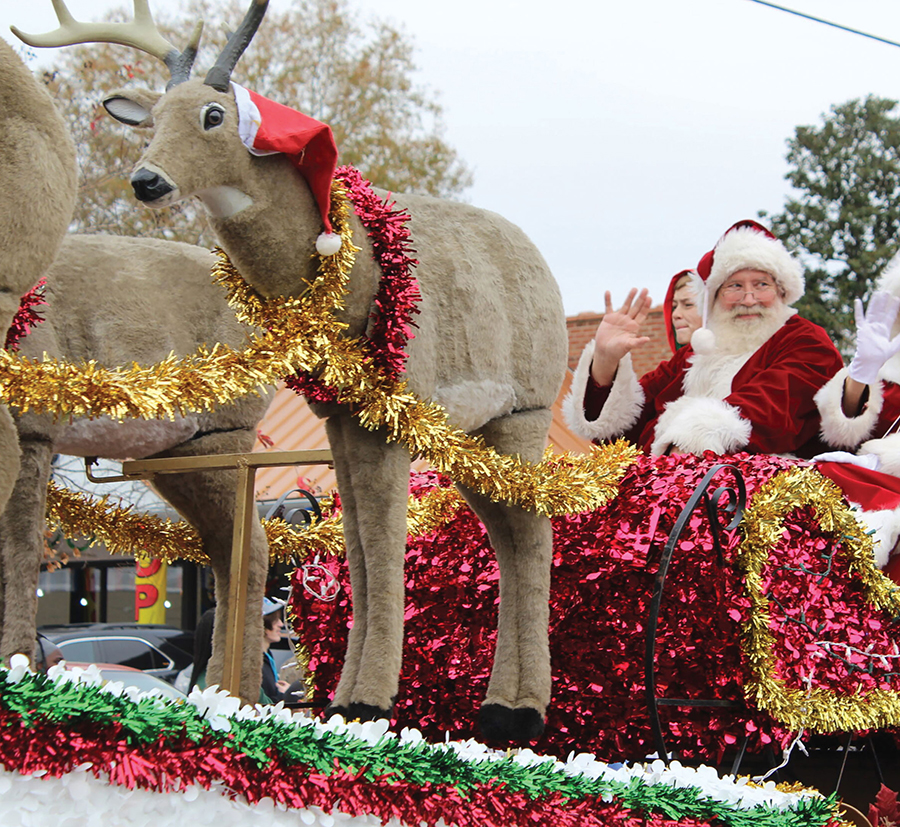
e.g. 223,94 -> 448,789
664,269 -> 702,353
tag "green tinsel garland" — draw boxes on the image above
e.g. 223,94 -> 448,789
0,667 -> 838,827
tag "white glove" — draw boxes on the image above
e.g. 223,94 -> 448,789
848,290 -> 900,385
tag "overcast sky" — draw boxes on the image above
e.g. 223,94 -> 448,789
7,0 -> 900,316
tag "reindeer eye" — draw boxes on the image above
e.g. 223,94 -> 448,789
201,103 -> 226,130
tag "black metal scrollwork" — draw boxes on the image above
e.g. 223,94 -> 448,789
644,463 -> 747,764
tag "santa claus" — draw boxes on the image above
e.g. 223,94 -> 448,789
563,220 -> 843,457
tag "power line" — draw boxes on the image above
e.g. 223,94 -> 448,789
745,0 -> 900,50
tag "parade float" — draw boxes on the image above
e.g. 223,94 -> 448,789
0,1 -> 897,823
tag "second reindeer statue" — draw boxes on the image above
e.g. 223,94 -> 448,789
15,0 -> 568,742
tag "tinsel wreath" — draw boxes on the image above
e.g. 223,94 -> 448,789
0,659 -> 844,827
288,453 -> 900,763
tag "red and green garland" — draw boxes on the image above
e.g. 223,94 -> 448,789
0,661 -> 842,827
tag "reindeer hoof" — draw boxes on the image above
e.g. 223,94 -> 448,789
479,704 -> 545,744
324,702 -> 350,721
346,701 -> 392,723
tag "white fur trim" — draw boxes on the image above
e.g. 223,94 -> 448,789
707,227 -> 804,305
877,251 -> 900,298
859,432 -> 900,478
562,343 -> 644,441
683,350 -> 754,399
815,367 -> 884,450
852,506 -> 900,568
650,396 -> 751,456
881,357 -> 900,386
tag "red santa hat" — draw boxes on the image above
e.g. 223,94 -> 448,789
689,219 -> 804,354
233,83 -> 342,256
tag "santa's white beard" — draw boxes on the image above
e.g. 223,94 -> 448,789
707,300 -> 794,355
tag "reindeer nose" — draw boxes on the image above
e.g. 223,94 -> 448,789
131,168 -> 173,202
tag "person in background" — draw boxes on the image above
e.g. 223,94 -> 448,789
261,596 -> 291,703
33,633 -> 63,673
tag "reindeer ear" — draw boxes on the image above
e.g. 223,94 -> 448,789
103,89 -> 161,128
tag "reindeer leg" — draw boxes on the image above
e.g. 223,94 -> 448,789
457,407 -> 554,744
325,413 -> 410,722
149,428 -> 268,703
323,414 -> 367,717
0,297 -> 23,530
0,438 -> 53,663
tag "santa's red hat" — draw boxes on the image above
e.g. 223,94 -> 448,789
233,83 -> 342,255
689,219 -> 804,353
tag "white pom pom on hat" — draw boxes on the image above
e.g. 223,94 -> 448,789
689,219 -> 803,352
316,232 -> 343,257
689,326 -> 717,354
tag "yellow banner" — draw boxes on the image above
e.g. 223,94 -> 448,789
135,555 -> 167,624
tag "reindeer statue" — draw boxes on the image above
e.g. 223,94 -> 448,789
14,0 -> 569,743
0,233 -> 273,702
0,38 -> 77,515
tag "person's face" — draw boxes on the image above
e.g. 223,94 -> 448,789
714,268 -> 782,319
264,613 -> 284,645
671,283 -> 701,345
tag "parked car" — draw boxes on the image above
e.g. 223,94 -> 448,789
64,662 -> 187,702
37,623 -> 194,684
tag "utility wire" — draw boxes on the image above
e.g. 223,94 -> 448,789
745,0 -> 900,50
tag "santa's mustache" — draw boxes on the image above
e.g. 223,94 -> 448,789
727,305 -> 767,319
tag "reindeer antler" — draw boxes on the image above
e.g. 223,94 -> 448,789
204,0 -> 269,92
11,0 -> 204,88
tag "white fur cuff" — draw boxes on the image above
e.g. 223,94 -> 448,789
650,396 -> 751,456
562,344 -> 645,442
815,367 -> 883,451
859,432 -> 900,478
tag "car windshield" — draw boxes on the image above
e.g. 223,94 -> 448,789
97,669 -> 185,702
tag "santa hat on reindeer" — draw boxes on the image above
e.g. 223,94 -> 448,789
689,219 -> 804,354
232,83 -> 342,256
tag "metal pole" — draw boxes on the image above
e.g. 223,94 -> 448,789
221,461 -> 258,697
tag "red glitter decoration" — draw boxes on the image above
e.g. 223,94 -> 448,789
288,453 -> 900,763
286,166 -> 420,403
4,278 -> 46,351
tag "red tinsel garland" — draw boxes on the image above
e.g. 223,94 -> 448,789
288,453 -> 900,763
286,166 -> 420,403
0,707 -> 721,827
4,278 -> 46,351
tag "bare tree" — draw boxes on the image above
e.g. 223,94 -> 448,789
34,0 -> 472,243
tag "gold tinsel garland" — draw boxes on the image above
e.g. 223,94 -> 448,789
737,465 -> 900,732
45,480 -> 468,567
2,178 -> 636,517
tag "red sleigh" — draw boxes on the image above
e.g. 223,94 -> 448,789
287,452 -> 900,769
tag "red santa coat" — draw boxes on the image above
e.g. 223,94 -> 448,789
563,314 -> 843,458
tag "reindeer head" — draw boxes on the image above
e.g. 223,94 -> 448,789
14,0 -> 273,219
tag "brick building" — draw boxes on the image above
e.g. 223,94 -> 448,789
566,305 -> 672,378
